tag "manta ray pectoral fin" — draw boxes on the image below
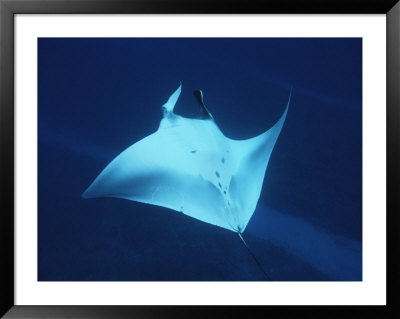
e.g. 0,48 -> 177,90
229,89 -> 291,231
194,90 -> 213,120
162,82 -> 182,116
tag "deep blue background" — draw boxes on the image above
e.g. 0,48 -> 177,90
38,38 -> 362,281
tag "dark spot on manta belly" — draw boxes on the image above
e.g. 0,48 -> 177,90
215,171 -> 220,178
224,190 -> 226,194
191,150 -> 197,154
221,157 -> 225,163
218,182 -> 222,189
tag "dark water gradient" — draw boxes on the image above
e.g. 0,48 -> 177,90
38,38 -> 362,281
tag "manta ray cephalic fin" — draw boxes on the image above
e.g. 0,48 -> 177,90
194,89 -> 213,120
162,82 -> 182,117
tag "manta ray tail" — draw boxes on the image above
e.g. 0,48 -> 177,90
237,232 -> 272,281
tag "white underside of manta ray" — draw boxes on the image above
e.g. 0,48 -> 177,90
83,83 -> 290,234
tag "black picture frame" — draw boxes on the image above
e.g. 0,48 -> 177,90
1,0 -> 399,318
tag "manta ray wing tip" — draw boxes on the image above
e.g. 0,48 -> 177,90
287,86 -> 293,105
82,186 -> 94,199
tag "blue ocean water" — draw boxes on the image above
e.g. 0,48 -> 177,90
38,38 -> 362,281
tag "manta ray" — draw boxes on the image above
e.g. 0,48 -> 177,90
83,83 -> 290,279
